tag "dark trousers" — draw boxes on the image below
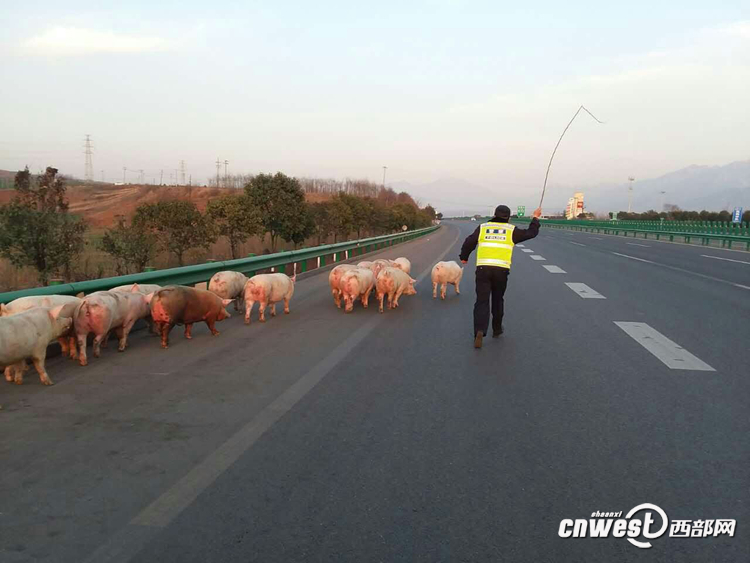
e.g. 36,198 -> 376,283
473,266 -> 509,336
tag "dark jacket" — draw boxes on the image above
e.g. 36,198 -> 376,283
459,217 -> 540,262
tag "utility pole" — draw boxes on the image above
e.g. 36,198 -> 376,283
627,176 -> 635,213
159,169 -> 163,185
179,160 -> 186,185
660,190 -> 666,211
139,169 -> 145,184
382,166 -> 387,189
224,159 -> 229,187
215,158 -> 221,187
83,134 -> 94,182
100,170 -> 104,182
123,167 -> 127,184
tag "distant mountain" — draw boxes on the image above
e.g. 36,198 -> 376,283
389,177 -> 506,216
583,160 -> 750,213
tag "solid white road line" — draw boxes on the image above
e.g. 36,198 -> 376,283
565,282 -> 606,299
543,265 -> 567,273
590,237 -> 602,240
530,255 -> 546,261
626,242 -> 651,248
701,254 -> 750,265
569,241 -> 586,247
614,322 -> 715,371
521,249 -> 534,253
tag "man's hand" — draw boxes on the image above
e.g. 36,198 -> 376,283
461,260 -> 467,264
533,207 -> 542,219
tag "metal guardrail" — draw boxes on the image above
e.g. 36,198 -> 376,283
541,222 -> 750,250
0,226 -> 440,304
541,218 -> 750,236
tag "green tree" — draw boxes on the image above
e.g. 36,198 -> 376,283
245,172 -> 309,251
310,202 -> 334,245
338,193 -> 370,239
206,194 -> 262,259
133,200 -> 214,266
0,166 -> 87,284
327,197 -> 354,242
288,203 -> 316,248
99,216 -> 157,275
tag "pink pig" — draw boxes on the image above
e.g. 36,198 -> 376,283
339,267 -> 376,313
375,267 -> 417,313
243,273 -> 296,323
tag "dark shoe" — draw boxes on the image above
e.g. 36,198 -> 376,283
492,326 -> 504,338
474,331 -> 483,349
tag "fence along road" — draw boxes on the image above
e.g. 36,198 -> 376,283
1,221 -> 748,563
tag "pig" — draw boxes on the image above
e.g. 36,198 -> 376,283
112,283 -> 162,295
0,306 -> 73,385
149,286 -> 233,349
431,261 -> 464,300
208,271 -> 248,312
393,257 -> 412,274
375,267 -> 417,313
339,267 -> 376,313
74,290 -> 151,365
0,294 -> 82,359
328,265 -> 357,308
244,273 -> 296,324
112,283 -> 162,335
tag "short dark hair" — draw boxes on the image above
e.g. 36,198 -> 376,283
494,205 -> 511,220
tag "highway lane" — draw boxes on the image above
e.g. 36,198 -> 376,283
2,220 -> 748,562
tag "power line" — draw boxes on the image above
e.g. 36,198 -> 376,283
179,160 -> 186,185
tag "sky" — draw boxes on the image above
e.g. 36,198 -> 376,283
1,1 -> 749,212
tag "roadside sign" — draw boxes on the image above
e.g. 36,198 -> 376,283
732,207 -> 743,223
517,206 -> 526,217
611,212 -> 618,220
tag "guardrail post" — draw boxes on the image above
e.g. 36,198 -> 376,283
320,255 -> 326,267
278,264 -> 286,274
300,260 -> 307,273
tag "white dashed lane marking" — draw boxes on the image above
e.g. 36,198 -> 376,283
626,242 -> 650,248
565,283 -> 606,299
530,255 -> 546,261
569,241 -> 586,247
590,237 -> 602,240
542,265 -> 567,273
516,244 -> 525,248
614,322 -> 715,371
612,252 -> 654,264
701,255 -> 750,266
521,249 -> 534,253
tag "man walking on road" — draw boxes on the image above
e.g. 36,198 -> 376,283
460,205 -> 542,349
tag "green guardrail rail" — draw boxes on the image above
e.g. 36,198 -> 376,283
539,220 -> 750,250
0,225 -> 440,304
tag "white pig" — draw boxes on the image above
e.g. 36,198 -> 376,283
208,271 -> 249,312
328,265 -> 357,309
0,306 -> 72,385
74,290 -> 151,366
0,295 -> 82,359
339,267 -> 376,313
431,261 -> 464,300
393,257 -> 411,274
244,273 -> 296,324
375,267 -> 417,313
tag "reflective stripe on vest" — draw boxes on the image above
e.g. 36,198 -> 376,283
476,222 -> 515,268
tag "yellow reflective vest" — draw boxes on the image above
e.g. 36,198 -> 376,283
476,222 -> 515,268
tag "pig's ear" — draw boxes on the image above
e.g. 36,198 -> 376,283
76,291 -> 85,298
145,292 -> 155,304
49,304 -> 65,320
131,283 -> 140,293
410,277 -> 417,284
222,298 -> 233,306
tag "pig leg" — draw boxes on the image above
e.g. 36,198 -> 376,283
284,297 -> 291,314
362,289 -> 370,309
159,322 -> 173,349
68,336 -> 78,359
206,318 -> 220,336
244,300 -> 255,325
101,330 -> 110,349
31,353 -> 53,386
270,302 -> 277,317
93,334 -> 105,358
333,288 -> 341,309
441,283 -> 447,300
184,323 -> 193,339
118,319 -> 136,351
432,281 -> 438,299
259,301 -> 268,322
377,291 -> 385,313
58,337 -> 69,356
454,280 -> 461,295
10,361 -> 28,384
5,365 -> 13,382
77,333 -> 89,366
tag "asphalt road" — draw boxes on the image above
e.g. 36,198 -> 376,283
1,220 -> 748,562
